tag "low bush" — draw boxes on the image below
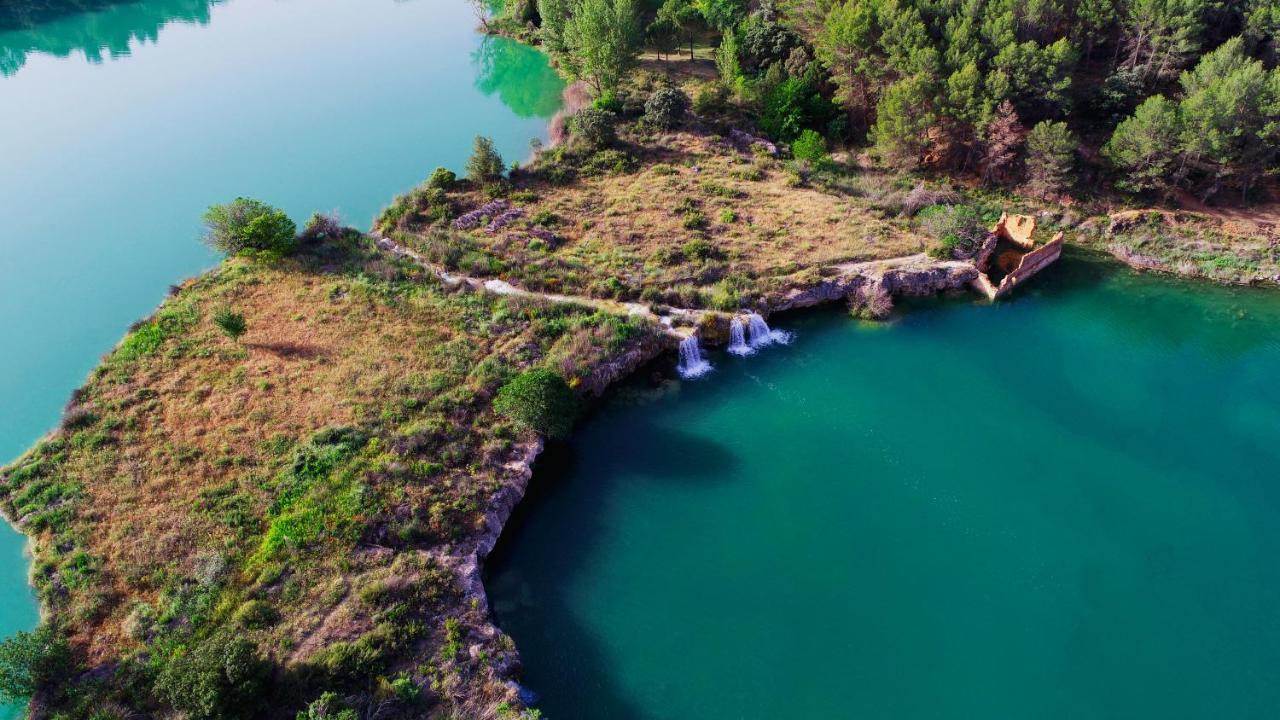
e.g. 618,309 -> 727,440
644,87 -> 690,129
570,108 -> 618,150
154,634 -> 269,720
427,167 -> 457,190
493,368 -> 577,440
202,198 -> 297,255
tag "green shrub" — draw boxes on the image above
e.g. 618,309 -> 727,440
427,167 -> 457,190
682,237 -> 717,260
920,204 -> 989,260
0,625 -> 72,703
202,198 -> 297,255
493,368 -> 577,439
792,129 -> 828,164
692,83 -> 729,115
681,209 -> 708,230
213,308 -> 247,342
154,634 -> 268,720
592,90 -> 623,113
719,209 -> 738,223
760,77 -> 836,143
580,149 -> 637,176
644,86 -> 690,129
570,108 -> 618,149
296,692 -> 358,720
232,600 -> 279,630
709,282 -> 740,311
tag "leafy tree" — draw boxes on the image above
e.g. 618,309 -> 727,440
202,198 -> 297,255
466,135 -> 506,184
1103,94 -> 1182,194
658,0 -> 703,60
154,634 -> 268,720
1025,121 -> 1077,197
647,14 -> 681,60
695,0 -> 747,31
565,0 -> 643,94
539,0 -> 574,54
761,76 -> 838,142
715,26 -> 744,84
493,368 -> 578,439
0,626 -> 71,704
213,308 -> 247,342
738,11 -> 801,74
644,86 -> 690,128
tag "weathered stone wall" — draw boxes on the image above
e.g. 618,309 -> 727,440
992,231 -> 1065,299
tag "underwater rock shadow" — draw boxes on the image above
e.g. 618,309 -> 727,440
483,422 -> 740,718
561,419 -> 739,486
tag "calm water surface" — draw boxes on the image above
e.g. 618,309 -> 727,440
0,0 -> 563,712
489,251 -> 1280,719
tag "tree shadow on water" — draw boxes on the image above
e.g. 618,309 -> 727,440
485,421 -> 739,720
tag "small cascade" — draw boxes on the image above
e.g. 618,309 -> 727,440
746,313 -> 793,348
677,335 -> 713,378
727,316 -> 753,356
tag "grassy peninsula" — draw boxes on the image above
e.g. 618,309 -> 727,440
1,0 -> 1278,718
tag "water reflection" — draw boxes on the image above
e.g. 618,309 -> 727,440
472,34 -> 565,118
0,0 -> 222,76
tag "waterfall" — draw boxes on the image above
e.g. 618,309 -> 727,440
727,317 -> 753,356
747,313 -> 793,348
677,335 -> 713,378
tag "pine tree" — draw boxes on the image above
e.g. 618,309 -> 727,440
979,100 -> 1026,185
1025,121 -> 1077,198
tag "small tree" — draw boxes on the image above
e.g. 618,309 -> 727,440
1104,94 -> 1181,195
979,100 -> 1027,185
792,129 -> 828,163
202,198 -> 297,255
565,0 -> 643,94
213,308 -> 247,342
1025,121 -> 1077,198
493,368 -> 577,439
644,86 -> 690,129
466,136 -> 505,184
647,15 -> 680,60
0,626 -> 72,704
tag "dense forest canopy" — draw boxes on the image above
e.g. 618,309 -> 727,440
523,0 -> 1279,202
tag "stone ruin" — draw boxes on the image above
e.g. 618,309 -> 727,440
971,213 -> 1064,300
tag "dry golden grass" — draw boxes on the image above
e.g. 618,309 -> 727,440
1,236 -> 660,716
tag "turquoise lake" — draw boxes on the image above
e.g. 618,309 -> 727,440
5,2 -> 1280,718
489,251 -> 1280,719
0,0 -> 563,712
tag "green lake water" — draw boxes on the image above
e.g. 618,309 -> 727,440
488,251 -> 1280,719
0,0 -> 563,712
